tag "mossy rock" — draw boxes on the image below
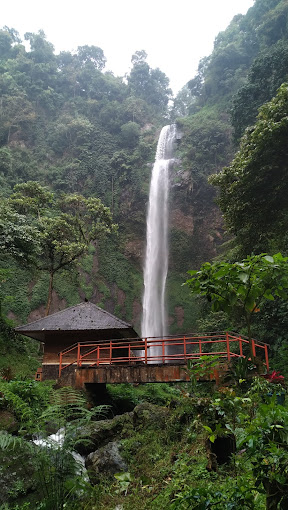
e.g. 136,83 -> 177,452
75,412 -> 134,455
132,402 -> 170,430
0,410 -> 19,433
75,403 -> 171,455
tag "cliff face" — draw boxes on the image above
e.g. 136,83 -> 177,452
4,0 -> 288,334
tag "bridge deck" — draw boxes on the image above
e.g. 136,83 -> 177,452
52,332 -> 269,387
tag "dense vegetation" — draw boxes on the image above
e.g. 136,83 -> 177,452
1,361 -> 288,509
0,32 -> 173,334
1,0 -> 287,341
2,0 -> 288,507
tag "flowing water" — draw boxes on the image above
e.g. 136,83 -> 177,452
34,428 -> 88,480
141,124 -> 176,357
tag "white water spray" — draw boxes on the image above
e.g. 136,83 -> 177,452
142,124 -> 176,342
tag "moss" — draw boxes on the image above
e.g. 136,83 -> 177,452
96,281 -> 111,300
81,253 -> 94,274
53,269 -> 80,306
30,274 -> 50,310
0,350 -> 39,379
97,237 -> 143,322
0,260 -> 33,322
167,274 -> 201,334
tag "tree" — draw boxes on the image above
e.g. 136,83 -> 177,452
128,50 -> 172,113
185,253 -> 288,359
3,182 -> 117,315
77,45 -> 106,70
0,93 -> 36,143
24,30 -> 55,63
210,83 -> 288,254
0,203 -> 40,262
231,41 -> 288,140
120,121 -> 140,148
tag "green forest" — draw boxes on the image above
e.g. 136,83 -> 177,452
2,0 -> 288,508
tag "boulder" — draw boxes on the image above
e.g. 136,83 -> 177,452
0,410 -> 18,433
75,412 -> 133,455
132,402 -> 170,429
75,402 -> 171,456
86,441 -> 127,484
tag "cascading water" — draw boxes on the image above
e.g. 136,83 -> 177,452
141,124 -> 176,356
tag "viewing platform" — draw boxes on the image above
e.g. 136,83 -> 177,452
56,332 -> 269,388
15,302 -> 269,388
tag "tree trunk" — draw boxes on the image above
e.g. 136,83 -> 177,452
45,271 -> 54,316
263,480 -> 283,510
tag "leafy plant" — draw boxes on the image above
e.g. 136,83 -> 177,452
187,355 -> 221,395
114,472 -> 133,495
239,397 -> 288,510
0,386 -> 109,509
185,253 -> 288,360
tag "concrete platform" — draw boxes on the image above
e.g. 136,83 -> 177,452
74,363 -> 191,388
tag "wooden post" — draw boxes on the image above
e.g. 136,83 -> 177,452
77,343 -> 81,367
162,339 -> 165,363
59,352 -> 62,378
110,341 -> 112,364
97,346 -> 100,366
129,344 -> 131,363
226,332 -> 231,361
145,338 -> 147,364
183,336 -> 186,362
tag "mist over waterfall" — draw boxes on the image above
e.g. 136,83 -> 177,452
142,124 -> 176,340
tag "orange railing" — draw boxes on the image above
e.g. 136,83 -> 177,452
58,331 -> 269,377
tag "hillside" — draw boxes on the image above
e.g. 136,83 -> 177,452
1,0 -> 288,348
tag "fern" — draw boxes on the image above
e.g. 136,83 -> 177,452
0,431 -> 33,451
0,382 -> 34,428
0,386 -> 110,509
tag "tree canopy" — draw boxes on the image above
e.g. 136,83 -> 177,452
210,83 -> 288,255
185,252 -> 288,355
1,182 -> 117,314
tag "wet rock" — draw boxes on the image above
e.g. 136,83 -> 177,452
75,412 -> 134,455
86,441 -> 127,484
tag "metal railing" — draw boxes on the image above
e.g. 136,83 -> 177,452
58,331 -> 269,377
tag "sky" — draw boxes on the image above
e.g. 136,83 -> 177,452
2,0 -> 255,95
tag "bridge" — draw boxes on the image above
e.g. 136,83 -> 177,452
55,332 -> 269,388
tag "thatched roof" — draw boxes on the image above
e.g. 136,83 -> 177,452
15,302 -> 138,341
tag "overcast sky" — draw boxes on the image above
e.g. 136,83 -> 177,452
2,0 -> 254,94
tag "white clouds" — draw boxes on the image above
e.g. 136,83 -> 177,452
2,0 -> 254,94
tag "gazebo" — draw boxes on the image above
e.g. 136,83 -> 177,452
15,301 -> 138,380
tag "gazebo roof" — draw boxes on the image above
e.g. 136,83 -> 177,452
15,302 -> 138,341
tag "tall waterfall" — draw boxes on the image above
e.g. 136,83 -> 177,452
142,124 -> 176,341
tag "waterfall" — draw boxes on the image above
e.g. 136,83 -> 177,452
142,124 -> 176,346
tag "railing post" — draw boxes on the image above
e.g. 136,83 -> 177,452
162,339 -> 165,363
239,337 -> 243,357
129,344 -> 131,363
77,343 -> 81,367
265,344 -> 269,372
226,332 -> 231,361
110,341 -> 112,364
145,338 -> 147,364
252,339 -> 256,358
183,336 -> 186,362
97,346 -> 100,366
59,352 -> 62,378
199,337 -> 202,357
